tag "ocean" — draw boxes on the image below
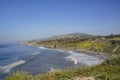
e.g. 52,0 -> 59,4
0,43 -> 105,80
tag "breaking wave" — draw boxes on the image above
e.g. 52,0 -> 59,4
66,56 -> 78,64
0,60 -> 25,74
66,51 -> 104,66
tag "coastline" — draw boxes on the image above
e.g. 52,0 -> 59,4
26,44 -> 107,67
21,42 -> 108,60
6,42 -> 119,80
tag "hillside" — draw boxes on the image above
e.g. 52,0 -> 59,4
22,33 -> 120,54
47,33 -> 92,40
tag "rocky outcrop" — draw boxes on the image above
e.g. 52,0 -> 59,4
51,43 -> 57,48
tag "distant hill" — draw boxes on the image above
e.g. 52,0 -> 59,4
41,33 -> 93,41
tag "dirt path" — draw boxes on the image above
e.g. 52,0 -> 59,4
73,77 -> 95,80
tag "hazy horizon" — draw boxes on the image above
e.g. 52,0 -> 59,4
0,0 -> 120,42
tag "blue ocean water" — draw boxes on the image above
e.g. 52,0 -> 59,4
0,43 -> 105,80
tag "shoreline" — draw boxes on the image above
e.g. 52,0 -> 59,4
6,43 -> 120,80
22,43 -> 108,60
32,44 -> 107,66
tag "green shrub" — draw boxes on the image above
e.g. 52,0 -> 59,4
6,71 -> 33,80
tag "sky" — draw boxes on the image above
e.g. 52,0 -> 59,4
0,0 -> 120,42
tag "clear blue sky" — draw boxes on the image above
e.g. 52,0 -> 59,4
0,0 -> 120,42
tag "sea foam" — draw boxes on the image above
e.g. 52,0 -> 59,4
67,56 -> 78,64
57,49 -> 64,52
0,60 -> 25,73
66,51 -> 103,66
38,47 -> 48,50
38,46 -> 65,52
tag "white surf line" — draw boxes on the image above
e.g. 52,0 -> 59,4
67,51 -> 104,66
57,49 -> 65,52
67,56 -> 78,64
0,60 -> 25,73
38,46 -> 65,52
38,46 -> 48,50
